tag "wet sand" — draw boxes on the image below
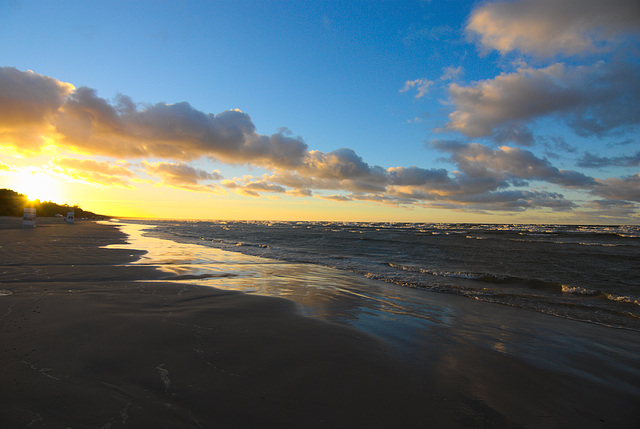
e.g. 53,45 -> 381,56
1,218 -> 638,428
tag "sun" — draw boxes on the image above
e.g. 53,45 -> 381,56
11,169 -> 64,203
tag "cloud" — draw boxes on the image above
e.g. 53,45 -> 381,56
54,89 -> 310,167
237,139 -> 590,213
53,158 -> 135,188
0,67 -> 74,148
492,123 -> 534,146
318,194 -> 352,202
142,161 -> 224,193
0,67 -> 73,127
221,175 -> 292,198
446,190 -> 576,212
1,67 -> 635,218
300,148 -> 376,180
577,151 -> 640,168
593,173 -> 640,202
432,141 -> 594,189
387,166 -> 451,187
402,67 -> 463,101
451,1 -> 640,143
584,199 -> 639,219
467,0 -> 640,56
0,68 -> 308,168
446,61 -> 640,139
539,136 -> 578,159
293,148 -> 389,193
400,79 -> 433,98
440,66 -> 463,82
241,180 -> 287,194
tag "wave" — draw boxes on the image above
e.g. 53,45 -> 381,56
125,219 -> 640,331
381,262 -> 568,291
561,285 -> 601,296
604,293 -> 640,307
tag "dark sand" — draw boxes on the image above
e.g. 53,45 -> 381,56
1,218 -> 638,428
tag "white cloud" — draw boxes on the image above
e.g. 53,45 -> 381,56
467,0 -> 640,56
400,78 -> 433,98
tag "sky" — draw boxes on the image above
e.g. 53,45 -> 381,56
1,0 -> 639,223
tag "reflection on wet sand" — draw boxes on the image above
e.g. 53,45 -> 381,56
106,221 -> 640,402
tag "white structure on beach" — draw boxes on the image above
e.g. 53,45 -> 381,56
22,208 -> 36,227
65,211 -> 74,224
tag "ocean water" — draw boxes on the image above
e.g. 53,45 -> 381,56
116,220 -> 640,332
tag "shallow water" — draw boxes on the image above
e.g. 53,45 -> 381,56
112,219 -> 640,331
105,221 -> 640,395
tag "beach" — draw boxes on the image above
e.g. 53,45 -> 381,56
1,218 -> 639,428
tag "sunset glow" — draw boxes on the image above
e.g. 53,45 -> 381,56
1,1 -> 638,223
6,168 -> 64,203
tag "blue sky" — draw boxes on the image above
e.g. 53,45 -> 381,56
1,0 -> 639,223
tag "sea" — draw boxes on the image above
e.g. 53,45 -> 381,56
114,220 -> 640,333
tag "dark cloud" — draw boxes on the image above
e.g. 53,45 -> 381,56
299,148 -> 377,180
578,151 -> 640,168
0,67 -> 72,127
593,174 -> 640,202
606,138 -> 636,148
52,87 -> 310,167
444,190 -> 576,212
492,123 -> 534,146
0,67 -> 308,169
539,136 -> 578,159
432,141 -> 595,189
446,61 -> 640,139
387,166 -> 451,186
584,199 -> 638,219
0,67 -> 73,148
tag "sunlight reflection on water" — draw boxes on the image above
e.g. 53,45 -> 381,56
103,221 -> 455,334
100,221 -> 640,393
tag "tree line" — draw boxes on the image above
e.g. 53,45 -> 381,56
0,188 -> 105,219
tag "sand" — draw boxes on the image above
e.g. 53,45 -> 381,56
1,218 -> 638,428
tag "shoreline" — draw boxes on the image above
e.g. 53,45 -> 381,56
1,219 -> 639,427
